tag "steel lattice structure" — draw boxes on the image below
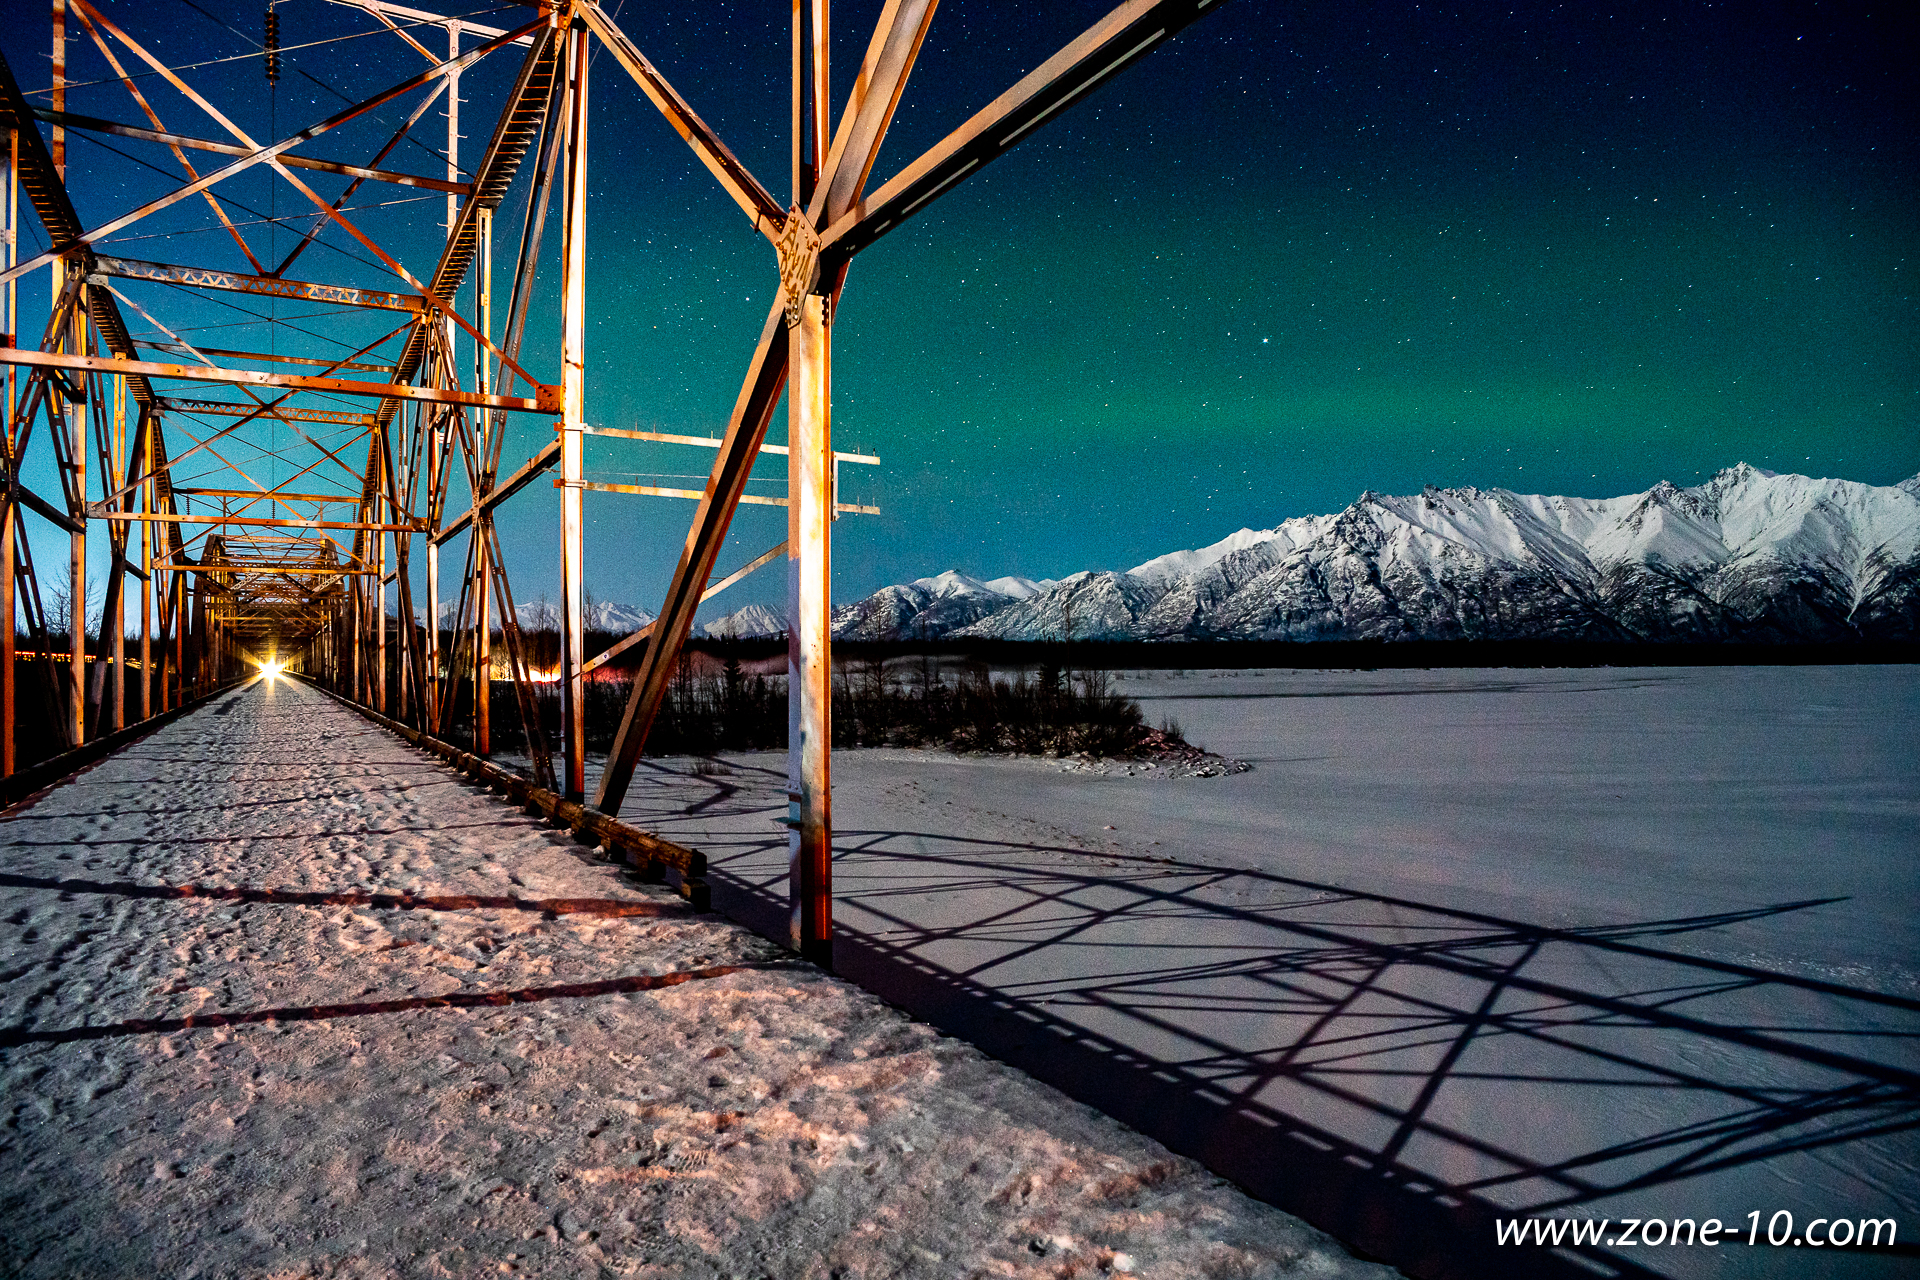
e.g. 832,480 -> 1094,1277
1,0 -> 1233,961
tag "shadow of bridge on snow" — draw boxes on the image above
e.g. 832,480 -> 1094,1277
679,811 -> 1920,1280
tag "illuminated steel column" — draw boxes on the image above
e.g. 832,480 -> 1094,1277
786,290 -> 832,966
138,420 -> 151,720
1,498 -> 11,779
2,122 -> 15,775
425,471 -> 439,723
66,304 -> 85,742
475,209 -> 492,756
557,23 -> 588,801
109,379 -> 125,731
375,521 -> 387,713
348,578 -> 361,702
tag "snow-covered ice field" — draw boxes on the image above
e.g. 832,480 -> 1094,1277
610,664 -> 1920,1280
0,677 -> 1396,1280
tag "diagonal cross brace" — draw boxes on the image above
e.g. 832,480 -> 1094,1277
592,0 -> 1234,816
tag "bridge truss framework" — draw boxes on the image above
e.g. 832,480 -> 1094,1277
0,0 -> 1233,963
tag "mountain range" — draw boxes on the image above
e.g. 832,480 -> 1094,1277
419,599 -> 656,634
418,467 -> 1919,645
834,465 -> 1920,644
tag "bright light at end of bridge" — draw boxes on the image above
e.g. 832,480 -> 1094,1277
260,660 -> 285,679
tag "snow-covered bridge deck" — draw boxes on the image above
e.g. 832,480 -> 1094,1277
0,677 -> 1393,1279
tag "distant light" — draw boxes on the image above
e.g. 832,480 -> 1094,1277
261,660 -> 285,678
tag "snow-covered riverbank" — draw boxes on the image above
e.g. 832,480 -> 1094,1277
611,665 -> 1920,1280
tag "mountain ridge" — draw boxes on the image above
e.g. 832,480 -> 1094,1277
840,465 -> 1920,644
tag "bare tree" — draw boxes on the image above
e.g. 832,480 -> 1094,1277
44,568 -> 101,643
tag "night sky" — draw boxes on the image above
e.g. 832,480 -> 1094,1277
11,0 -> 1917,623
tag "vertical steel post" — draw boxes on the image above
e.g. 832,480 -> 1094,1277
426,518 -> 439,721
109,378 -> 124,731
476,521 -> 491,751
810,0 -> 829,185
67,307 -> 85,742
1,498 -> 11,780
172,571 -> 184,705
786,292 -> 833,966
475,209 -> 492,755
433,16 -> 460,731
2,123 -> 16,776
349,577 -> 361,701
376,522 -> 387,714
138,421 -> 150,720
558,24 -> 588,801
50,0 -> 65,181
445,21 -> 461,238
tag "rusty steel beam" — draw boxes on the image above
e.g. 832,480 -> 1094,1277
142,345 -> 395,374
432,437 -> 560,546
159,398 -> 378,427
98,511 -> 424,532
3,478 -> 84,533
808,0 -> 938,230
578,539 -> 787,677
28,106 -> 470,193
172,487 -> 360,504
579,1 -> 785,240
820,0 -> 1227,262
328,1 -> 535,48
558,24 -> 589,801
566,478 -> 876,515
786,292 -> 833,965
575,422 -> 879,466
94,256 -> 426,312
0,347 -> 560,413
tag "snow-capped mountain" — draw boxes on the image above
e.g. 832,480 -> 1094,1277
837,466 -> 1920,643
831,569 -> 1056,640
512,600 -> 656,633
421,599 -> 655,633
703,603 -> 789,640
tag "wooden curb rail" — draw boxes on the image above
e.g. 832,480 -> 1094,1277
299,676 -> 710,910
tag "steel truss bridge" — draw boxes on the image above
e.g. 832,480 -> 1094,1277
0,0 -> 1234,961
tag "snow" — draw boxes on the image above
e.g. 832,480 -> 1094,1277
611,664 -> 1920,1280
908,570 -> 998,599
703,603 -> 788,639
0,678 -> 1390,1279
1128,528 -> 1289,584
982,576 -> 1053,599
495,600 -> 656,633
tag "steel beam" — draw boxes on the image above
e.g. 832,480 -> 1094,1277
820,0 -> 1223,261
28,107 -> 470,193
578,540 -> 786,677
0,347 -> 560,413
558,25 -> 588,801
94,256 -> 426,312
432,437 -> 560,545
159,398 -> 378,428
786,293 -> 832,965
592,296 -> 790,815
578,1 -> 784,240
101,512 -> 423,532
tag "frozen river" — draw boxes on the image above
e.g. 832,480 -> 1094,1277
614,664 -> 1920,1280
